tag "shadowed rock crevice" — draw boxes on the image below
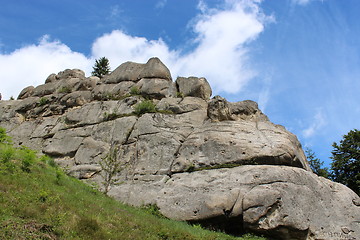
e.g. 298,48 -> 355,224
1,57 -> 359,240
189,215 -> 246,236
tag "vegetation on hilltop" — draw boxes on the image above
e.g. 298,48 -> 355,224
0,127 -> 268,240
92,57 -> 111,78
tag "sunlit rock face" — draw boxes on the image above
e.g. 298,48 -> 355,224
1,57 -> 358,240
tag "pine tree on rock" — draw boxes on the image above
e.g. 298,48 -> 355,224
305,148 -> 329,178
330,129 -> 360,195
92,57 -> 111,78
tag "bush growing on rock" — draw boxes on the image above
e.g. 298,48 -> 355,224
134,100 -> 157,116
38,97 -> 49,106
100,145 -> 124,194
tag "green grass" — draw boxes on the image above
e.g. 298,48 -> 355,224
0,129 -> 268,240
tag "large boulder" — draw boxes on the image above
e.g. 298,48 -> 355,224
208,96 -> 268,122
56,69 -> 85,80
17,86 -> 34,99
105,57 -> 172,84
138,57 -> 172,81
152,165 -> 359,240
134,78 -> 176,99
176,76 -> 212,100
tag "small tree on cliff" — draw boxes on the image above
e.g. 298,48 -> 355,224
100,145 -> 124,194
92,57 -> 111,78
330,129 -> 360,195
305,148 -> 329,178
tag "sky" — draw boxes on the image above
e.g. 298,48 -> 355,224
0,0 -> 359,168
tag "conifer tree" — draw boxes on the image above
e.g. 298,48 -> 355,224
92,57 -> 111,78
305,148 -> 329,178
330,129 -> 360,195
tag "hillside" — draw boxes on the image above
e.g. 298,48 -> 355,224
0,129 -> 267,240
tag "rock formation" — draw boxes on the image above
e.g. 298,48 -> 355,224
0,57 -> 359,240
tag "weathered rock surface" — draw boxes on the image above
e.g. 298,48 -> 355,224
104,57 -> 172,83
0,58 -> 359,240
176,76 -> 212,100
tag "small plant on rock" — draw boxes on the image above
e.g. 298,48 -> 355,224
58,86 -> 72,94
134,100 -> 157,116
103,112 -> 119,121
38,97 -> 49,106
130,86 -> 140,96
100,145 -> 124,194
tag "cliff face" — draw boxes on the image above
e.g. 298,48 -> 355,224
0,57 -> 359,240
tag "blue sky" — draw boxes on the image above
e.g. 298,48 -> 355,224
1,0 -> 359,168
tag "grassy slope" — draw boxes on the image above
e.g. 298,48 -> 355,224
0,132 -> 268,240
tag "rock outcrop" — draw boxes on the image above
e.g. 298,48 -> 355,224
0,57 -> 359,240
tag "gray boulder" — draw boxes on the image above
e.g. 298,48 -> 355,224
138,57 -> 172,81
105,57 -> 172,84
208,96 -> 268,122
92,81 -> 135,100
32,82 -> 57,97
17,86 -> 34,99
176,76 -> 212,100
60,91 -> 92,107
57,69 -> 85,80
45,73 -> 57,84
156,97 -> 208,114
151,165 -> 359,240
105,61 -> 144,83
135,78 -> 176,99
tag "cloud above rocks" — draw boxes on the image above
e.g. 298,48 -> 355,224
0,0 -> 269,99
302,110 -> 326,138
0,35 -> 91,99
291,0 -> 323,6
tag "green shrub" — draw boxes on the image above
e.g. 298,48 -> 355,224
38,97 -> 49,106
40,155 -> 57,168
103,112 -> 119,121
134,100 -> 157,116
141,204 -> 166,219
58,86 -> 72,94
18,146 -> 37,172
100,145 -> 124,194
130,86 -> 140,95
0,127 -> 12,144
0,145 -> 16,163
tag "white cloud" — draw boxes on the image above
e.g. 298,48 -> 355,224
173,0 -> 268,94
292,0 -> 311,5
155,0 -> 167,9
0,36 -> 91,99
0,0 -> 270,99
91,30 -> 178,70
291,0 -> 324,6
302,110 -> 326,138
